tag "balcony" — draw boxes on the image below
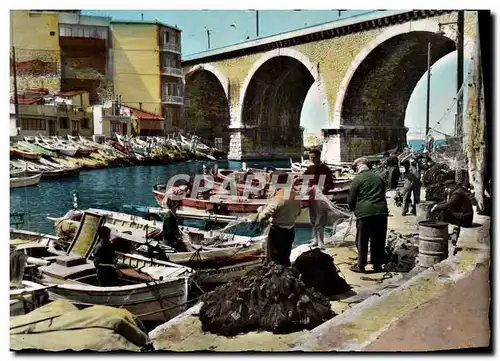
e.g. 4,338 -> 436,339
162,95 -> 184,105
160,42 -> 181,54
161,66 -> 183,77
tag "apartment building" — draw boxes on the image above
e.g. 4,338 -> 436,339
10,10 -> 184,136
10,89 -> 93,137
111,20 -> 183,134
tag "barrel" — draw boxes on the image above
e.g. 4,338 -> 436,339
417,221 -> 449,268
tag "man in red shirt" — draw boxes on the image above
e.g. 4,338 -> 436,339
304,149 -> 334,248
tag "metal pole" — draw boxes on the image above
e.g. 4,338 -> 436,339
256,10 -> 259,37
10,12 -> 20,132
206,28 -> 211,49
425,42 -> 431,136
456,10 -> 465,140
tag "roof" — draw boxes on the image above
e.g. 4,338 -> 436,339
111,19 -> 181,32
24,88 -> 50,95
12,97 -> 38,105
122,105 -> 163,120
57,90 -> 89,97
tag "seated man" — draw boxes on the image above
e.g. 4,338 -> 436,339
93,227 -> 118,287
431,179 -> 474,237
162,198 -> 188,252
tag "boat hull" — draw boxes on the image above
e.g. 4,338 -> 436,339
44,275 -> 190,322
10,174 -> 42,189
153,187 -> 350,226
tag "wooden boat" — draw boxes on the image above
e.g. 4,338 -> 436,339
10,173 -> 42,189
37,136 -> 78,157
10,146 -> 41,161
10,165 -> 27,178
49,209 -> 265,285
153,182 -> 351,226
18,141 -> 56,157
10,280 -> 51,317
107,138 -> 130,155
15,213 -> 195,323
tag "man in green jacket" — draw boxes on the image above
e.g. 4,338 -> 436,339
348,157 -> 389,273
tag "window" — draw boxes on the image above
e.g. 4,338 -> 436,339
60,117 -> 69,129
164,83 -> 180,97
21,119 -> 46,130
110,122 -> 120,134
81,118 -> 90,129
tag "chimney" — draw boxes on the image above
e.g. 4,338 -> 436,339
139,102 -> 142,111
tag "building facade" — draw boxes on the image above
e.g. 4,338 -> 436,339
10,10 -> 183,136
10,90 -> 93,137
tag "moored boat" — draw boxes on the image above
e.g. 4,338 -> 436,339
10,173 -> 42,189
10,146 -> 42,161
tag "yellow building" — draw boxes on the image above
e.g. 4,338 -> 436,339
10,10 -> 61,94
111,20 -> 183,133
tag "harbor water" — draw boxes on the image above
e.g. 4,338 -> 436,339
10,159 -> 317,245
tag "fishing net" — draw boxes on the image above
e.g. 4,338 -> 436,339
383,231 -> 419,272
293,248 -> 351,297
199,262 -> 334,336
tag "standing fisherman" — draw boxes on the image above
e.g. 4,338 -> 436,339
348,158 -> 388,273
162,198 -> 188,252
253,188 -> 302,266
384,151 -> 400,190
304,148 -> 334,248
426,133 -> 435,153
400,160 -> 422,216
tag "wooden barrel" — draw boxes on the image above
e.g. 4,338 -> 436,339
417,221 -> 449,268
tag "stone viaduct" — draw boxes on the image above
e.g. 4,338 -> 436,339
182,10 -> 478,162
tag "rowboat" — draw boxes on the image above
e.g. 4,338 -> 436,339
10,146 -> 41,161
18,141 -> 56,157
152,183 -> 351,226
10,280 -> 50,316
49,209 -> 266,285
10,173 -> 42,189
10,165 -> 27,178
107,138 -> 130,155
12,222 -> 195,324
36,136 -> 79,157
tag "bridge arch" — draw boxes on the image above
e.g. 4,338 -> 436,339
236,48 -> 330,156
332,18 -> 474,160
183,64 -> 230,150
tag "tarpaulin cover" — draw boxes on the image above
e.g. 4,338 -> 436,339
10,299 -> 150,352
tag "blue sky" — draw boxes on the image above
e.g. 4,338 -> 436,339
83,10 -> 468,140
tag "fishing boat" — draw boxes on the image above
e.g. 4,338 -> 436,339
10,173 -> 42,189
10,165 -> 27,178
49,209 -> 266,285
10,146 -> 41,161
107,138 -> 130,155
152,183 -> 351,227
10,280 -> 51,316
37,136 -> 79,157
14,213 -> 195,323
18,141 -> 56,157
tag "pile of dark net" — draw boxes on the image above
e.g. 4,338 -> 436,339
384,231 -> 419,272
293,248 -> 351,297
199,262 -> 335,336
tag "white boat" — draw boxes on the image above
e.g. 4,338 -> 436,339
12,215 -> 195,324
49,209 -> 266,285
10,173 -> 42,189
10,280 -> 51,317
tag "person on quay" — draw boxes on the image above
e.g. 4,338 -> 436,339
384,151 -> 400,190
348,157 -> 389,274
254,188 -> 302,267
93,226 -> 119,287
431,179 -> 474,241
401,160 -> 422,216
162,198 -> 188,252
303,148 -> 335,248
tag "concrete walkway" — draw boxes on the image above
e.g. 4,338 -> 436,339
363,263 -> 491,351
